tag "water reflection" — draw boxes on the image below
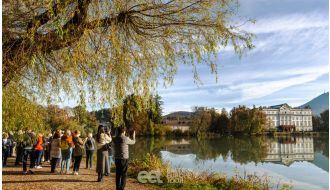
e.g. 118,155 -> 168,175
130,135 -> 329,172
264,137 -> 314,166
130,135 -> 328,189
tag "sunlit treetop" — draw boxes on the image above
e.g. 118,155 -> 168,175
3,0 -> 254,112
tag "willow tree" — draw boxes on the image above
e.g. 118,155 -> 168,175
3,86 -> 48,132
3,0 -> 254,125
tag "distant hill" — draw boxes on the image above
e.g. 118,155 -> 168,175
164,111 -> 193,119
298,92 -> 329,115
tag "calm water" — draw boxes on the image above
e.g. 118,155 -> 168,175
129,135 -> 329,190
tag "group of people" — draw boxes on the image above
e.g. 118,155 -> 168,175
3,125 -> 136,190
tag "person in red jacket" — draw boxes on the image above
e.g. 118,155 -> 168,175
34,133 -> 44,169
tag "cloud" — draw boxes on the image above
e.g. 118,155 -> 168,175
160,5 -> 330,115
233,66 -> 328,101
242,12 -> 328,34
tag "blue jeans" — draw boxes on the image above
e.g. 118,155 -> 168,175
68,148 -> 73,170
35,150 -> 43,166
85,150 -> 94,168
108,155 -> 112,175
60,148 -> 72,172
22,149 -> 35,172
2,148 -> 10,166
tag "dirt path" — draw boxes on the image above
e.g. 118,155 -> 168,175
2,158 -> 158,190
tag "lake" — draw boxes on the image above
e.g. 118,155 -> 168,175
129,135 -> 329,190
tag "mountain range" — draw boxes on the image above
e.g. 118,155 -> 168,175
163,111 -> 193,118
298,92 -> 329,115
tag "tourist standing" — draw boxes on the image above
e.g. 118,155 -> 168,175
22,129 -> 36,174
2,132 -> 13,167
15,130 -> 24,166
44,133 -> 52,163
113,128 -> 136,190
60,130 -> 74,174
104,126 -> 113,176
85,132 -> 95,169
8,131 -> 14,157
96,125 -> 112,182
67,131 -> 74,169
72,130 -> 84,175
50,130 -> 61,173
34,133 -> 44,168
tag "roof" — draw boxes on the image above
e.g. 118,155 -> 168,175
268,103 -> 291,109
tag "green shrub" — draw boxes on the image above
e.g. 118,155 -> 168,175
129,154 -> 293,190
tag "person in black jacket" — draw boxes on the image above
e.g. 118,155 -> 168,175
85,132 -> 95,169
21,129 -> 36,174
2,132 -> 13,167
15,130 -> 24,166
8,131 -> 14,157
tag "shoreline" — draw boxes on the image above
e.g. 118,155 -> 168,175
137,131 -> 329,138
264,131 -> 328,137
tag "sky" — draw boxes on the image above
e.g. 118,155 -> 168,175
57,0 -> 329,115
158,0 -> 329,115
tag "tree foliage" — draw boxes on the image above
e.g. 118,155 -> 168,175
3,86 -> 48,132
108,94 -> 165,135
230,106 -> 266,134
73,105 -> 99,133
3,0 -> 254,111
148,94 -> 163,124
94,108 -> 111,123
313,109 -> 329,132
191,107 -> 214,135
46,105 -> 72,132
189,106 -> 266,135
214,108 -> 230,133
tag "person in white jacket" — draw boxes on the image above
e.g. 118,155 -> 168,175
96,125 -> 112,182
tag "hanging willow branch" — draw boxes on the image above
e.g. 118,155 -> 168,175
3,0 -> 254,109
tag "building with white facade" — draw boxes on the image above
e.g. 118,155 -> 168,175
262,103 -> 313,132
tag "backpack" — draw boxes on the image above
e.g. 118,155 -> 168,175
60,138 -> 69,149
22,133 -> 36,148
85,138 -> 94,150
